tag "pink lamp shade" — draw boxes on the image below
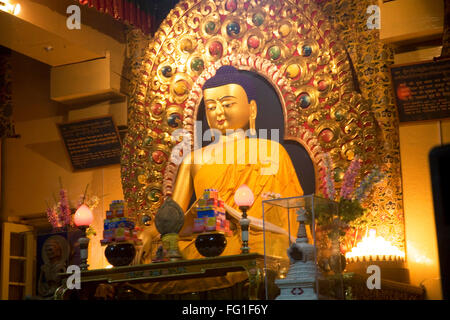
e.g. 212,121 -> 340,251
74,204 -> 94,227
234,184 -> 255,207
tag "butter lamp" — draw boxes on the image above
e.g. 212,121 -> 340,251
74,204 -> 94,271
234,185 -> 254,254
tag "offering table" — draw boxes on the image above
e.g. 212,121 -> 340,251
55,253 -> 287,300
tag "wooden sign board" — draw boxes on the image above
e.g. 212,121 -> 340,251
58,116 -> 122,171
390,58 -> 450,122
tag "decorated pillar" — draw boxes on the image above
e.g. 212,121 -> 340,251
318,0 -> 405,251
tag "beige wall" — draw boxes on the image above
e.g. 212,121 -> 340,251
380,0 -> 443,43
7,0 -> 126,71
1,0 -> 129,272
3,51 -> 123,269
395,47 -> 445,300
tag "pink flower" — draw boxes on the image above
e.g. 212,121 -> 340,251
340,157 -> 361,200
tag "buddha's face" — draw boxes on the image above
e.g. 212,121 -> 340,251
203,84 -> 256,134
45,241 -> 61,260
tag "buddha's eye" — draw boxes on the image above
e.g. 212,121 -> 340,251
222,102 -> 235,108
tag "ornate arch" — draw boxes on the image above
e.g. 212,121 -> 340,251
122,0 -> 381,223
162,53 -> 329,197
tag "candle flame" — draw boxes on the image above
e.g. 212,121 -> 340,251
345,229 -> 405,261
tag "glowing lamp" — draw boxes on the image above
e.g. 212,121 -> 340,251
234,184 -> 254,208
0,1 -> 21,15
74,204 -> 93,271
345,229 -> 405,262
234,184 -> 254,254
74,204 -> 94,227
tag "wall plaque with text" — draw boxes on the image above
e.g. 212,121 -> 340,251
58,116 -> 122,171
390,59 -> 450,122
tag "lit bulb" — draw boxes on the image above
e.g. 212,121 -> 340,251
0,1 -> 20,15
234,184 -> 254,207
74,204 -> 94,227
13,3 -> 19,15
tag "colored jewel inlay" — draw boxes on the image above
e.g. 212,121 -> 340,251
148,189 -> 161,202
173,81 -> 187,95
252,13 -> 264,26
319,129 -> 334,143
334,110 -> 344,121
168,113 -> 181,128
302,45 -> 312,57
205,21 -> 216,34
225,0 -> 237,12
299,93 -> 311,108
151,150 -> 166,165
209,41 -> 223,57
226,22 -> 241,37
191,58 -> 204,72
248,36 -> 260,49
286,64 -> 300,78
144,137 -> 153,145
151,103 -> 163,115
318,80 -> 328,91
180,39 -> 193,53
279,24 -> 290,37
268,46 -> 281,60
161,66 -> 173,77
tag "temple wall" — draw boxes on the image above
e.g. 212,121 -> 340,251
2,52 -> 124,270
395,46 -> 445,300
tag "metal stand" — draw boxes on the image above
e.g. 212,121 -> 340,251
239,206 -> 250,254
78,226 -> 90,271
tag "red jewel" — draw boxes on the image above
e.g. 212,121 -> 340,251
248,36 -> 260,49
319,129 -> 334,143
151,103 -> 163,115
225,0 -> 237,11
318,80 -> 328,91
209,41 -> 223,57
152,150 -> 166,164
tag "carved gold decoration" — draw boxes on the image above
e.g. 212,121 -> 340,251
318,0 -> 405,250
122,0 -> 393,244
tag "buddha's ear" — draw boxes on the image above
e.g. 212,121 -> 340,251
249,99 -> 257,120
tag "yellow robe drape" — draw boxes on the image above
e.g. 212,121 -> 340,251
132,138 -> 303,295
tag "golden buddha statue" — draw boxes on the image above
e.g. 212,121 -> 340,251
135,66 -> 304,295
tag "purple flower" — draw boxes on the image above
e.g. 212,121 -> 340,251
354,169 -> 384,201
322,153 -> 336,200
340,157 -> 361,200
59,189 -> 71,227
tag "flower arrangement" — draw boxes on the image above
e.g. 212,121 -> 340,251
320,153 -> 384,225
313,154 -> 385,274
46,181 -> 98,236
312,153 -> 386,250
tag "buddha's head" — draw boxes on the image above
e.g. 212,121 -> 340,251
44,239 -> 62,262
202,66 -> 257,135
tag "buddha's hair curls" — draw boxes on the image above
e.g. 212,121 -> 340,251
203,65 -> 257,102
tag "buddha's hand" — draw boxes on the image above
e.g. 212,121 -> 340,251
223,203 -> 292,237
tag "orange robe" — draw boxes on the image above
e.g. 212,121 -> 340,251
133,138 -> 303,294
